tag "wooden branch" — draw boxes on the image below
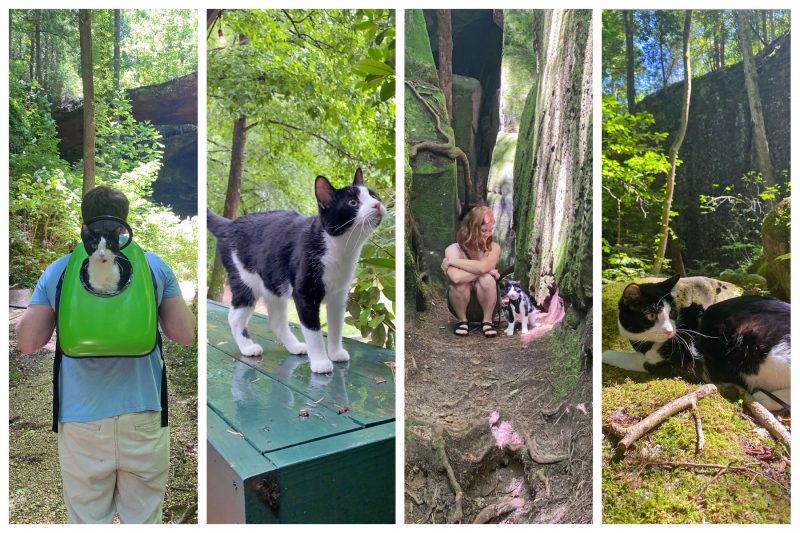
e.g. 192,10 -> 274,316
693,410 -> 705,454
264,119 -> 359,160
718,383 -> 791,451
604,384 -> 717,454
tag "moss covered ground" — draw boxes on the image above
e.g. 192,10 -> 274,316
601,284 -> 790,523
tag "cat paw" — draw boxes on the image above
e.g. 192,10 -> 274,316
505,326 -> 515,336
328,348 -> 350,362
239,343 -> 263,357
286,342 -> 308,355
309,358 -> 334,374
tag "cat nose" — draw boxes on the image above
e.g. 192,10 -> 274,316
663,328 -> 673,337
373,202 -> 381,210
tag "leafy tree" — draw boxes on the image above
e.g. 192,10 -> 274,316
207,9 -> 396,348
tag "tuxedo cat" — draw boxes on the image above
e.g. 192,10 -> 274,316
501,279 -> 537,335
81,222 -> 123,294
208,168 -> 386,374
603,275 -> 790,410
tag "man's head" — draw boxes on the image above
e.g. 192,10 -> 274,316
81,186 -> 129,223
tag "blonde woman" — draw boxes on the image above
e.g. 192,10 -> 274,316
442,205 -> 501,337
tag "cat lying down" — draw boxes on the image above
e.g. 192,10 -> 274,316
602,275 -> 790,411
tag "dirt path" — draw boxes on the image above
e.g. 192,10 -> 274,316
404,296 -> 592,524
8,313 -> 198,524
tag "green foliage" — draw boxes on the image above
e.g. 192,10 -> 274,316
207,9 -> 395,348
697,171 -> 789,270
95,91 -> 164,178
9,10 -> 197,288
602,96 -> 671,282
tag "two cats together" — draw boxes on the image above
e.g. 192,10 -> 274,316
603,275 -> 790,411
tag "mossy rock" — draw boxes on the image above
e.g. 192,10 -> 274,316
761,197 -> 790,300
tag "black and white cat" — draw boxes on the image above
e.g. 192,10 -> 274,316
207,168 -> 386,374
602,275 -> 790,410
81,222 -> 123,294
501,279 -> 537,335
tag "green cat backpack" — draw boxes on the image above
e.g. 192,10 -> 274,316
51,216 -> 167,432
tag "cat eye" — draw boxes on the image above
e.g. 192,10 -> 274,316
348,199 -> 358,207
91,243 -> 97,249
646,312 -> 657,320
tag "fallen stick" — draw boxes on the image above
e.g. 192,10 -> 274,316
607,384 -> 718,454
716,383 -> 791,451
649,460 -> 789,494
693,410 -> 705,454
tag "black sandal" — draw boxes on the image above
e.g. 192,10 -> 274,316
481,322 -> 498,338
454,321 -> 469,336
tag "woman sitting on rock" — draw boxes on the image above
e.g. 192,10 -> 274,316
442,204 -> 501,337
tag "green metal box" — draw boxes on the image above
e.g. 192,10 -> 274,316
206,300 -> 396,523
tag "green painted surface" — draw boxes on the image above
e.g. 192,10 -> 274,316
207,300 -> 395,523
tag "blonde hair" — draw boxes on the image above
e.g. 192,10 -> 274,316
456,205 -> 495,255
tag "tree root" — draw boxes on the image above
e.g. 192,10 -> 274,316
472,498 -> 523,524
603,384 -> 718,455
512,428 -> 569,464
433,434 -> 464,523
405,80 -> 473,206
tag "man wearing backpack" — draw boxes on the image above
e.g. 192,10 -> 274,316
16,186 -> 195,523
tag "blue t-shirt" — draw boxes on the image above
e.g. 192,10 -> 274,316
29,252 -> 181,423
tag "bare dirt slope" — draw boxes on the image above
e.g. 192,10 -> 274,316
404,296 -> 592,524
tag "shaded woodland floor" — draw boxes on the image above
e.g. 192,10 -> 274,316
8,311 -> 198,524
404,295 -> 592,524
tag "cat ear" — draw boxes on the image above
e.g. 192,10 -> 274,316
81,224 -> 89,238
315,176 -> 336,210
114,226 -> 124,237
660,274 -> 681,293
353,168 -> 364,187
621,283 -> 641,305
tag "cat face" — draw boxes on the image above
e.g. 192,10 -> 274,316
315,168 -> 386,237
617,275 -> 680,343
81,223 -> 123,264
503,280 -> 524,301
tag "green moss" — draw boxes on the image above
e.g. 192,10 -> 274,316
602,374 -> 789,523
500,10 -> 537,131
546,308 -> 586,400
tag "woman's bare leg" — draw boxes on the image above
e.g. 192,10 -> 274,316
448,282 -> 471,321
475,273 -> 498,324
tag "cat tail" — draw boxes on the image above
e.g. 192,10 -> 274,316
207,208 -> 232,238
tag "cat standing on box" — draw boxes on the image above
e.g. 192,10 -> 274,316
208,168 -> 386,374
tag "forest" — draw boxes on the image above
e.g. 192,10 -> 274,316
601,10 -> 791,524
8,9 -> 198,524
404,10 -> 593,524
206,9 -> 396,349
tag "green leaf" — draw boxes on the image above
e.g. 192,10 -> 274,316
353,58 -> 394,76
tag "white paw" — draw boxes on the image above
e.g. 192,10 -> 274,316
521,328 -> 529,334
239,343 -> 263,357
286,342 -> 307,355
505,325 -> 515,336
328,348 -> 350,362
309,358 -> 334,374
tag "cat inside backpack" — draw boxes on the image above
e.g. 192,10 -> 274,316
501,279 -> 538,335
81,221 -> 124,294
602,275 -> 790,411
208,168 -> 386,374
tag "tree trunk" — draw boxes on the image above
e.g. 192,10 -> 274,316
208,115 -> 248,301
114,10 -> 121,91
736,10 -> 776,192
34,11 -> 42,85
79,9 -> 96,196
653,10 -> 692,275
437,10 -> 453,122
28,12 -> 34,82
624,11 -> 636,112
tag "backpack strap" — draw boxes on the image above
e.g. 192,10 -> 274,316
52,270 -> 66,433
150,265 -> 169,429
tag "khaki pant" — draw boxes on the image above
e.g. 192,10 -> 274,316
58,411 -> 169,524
